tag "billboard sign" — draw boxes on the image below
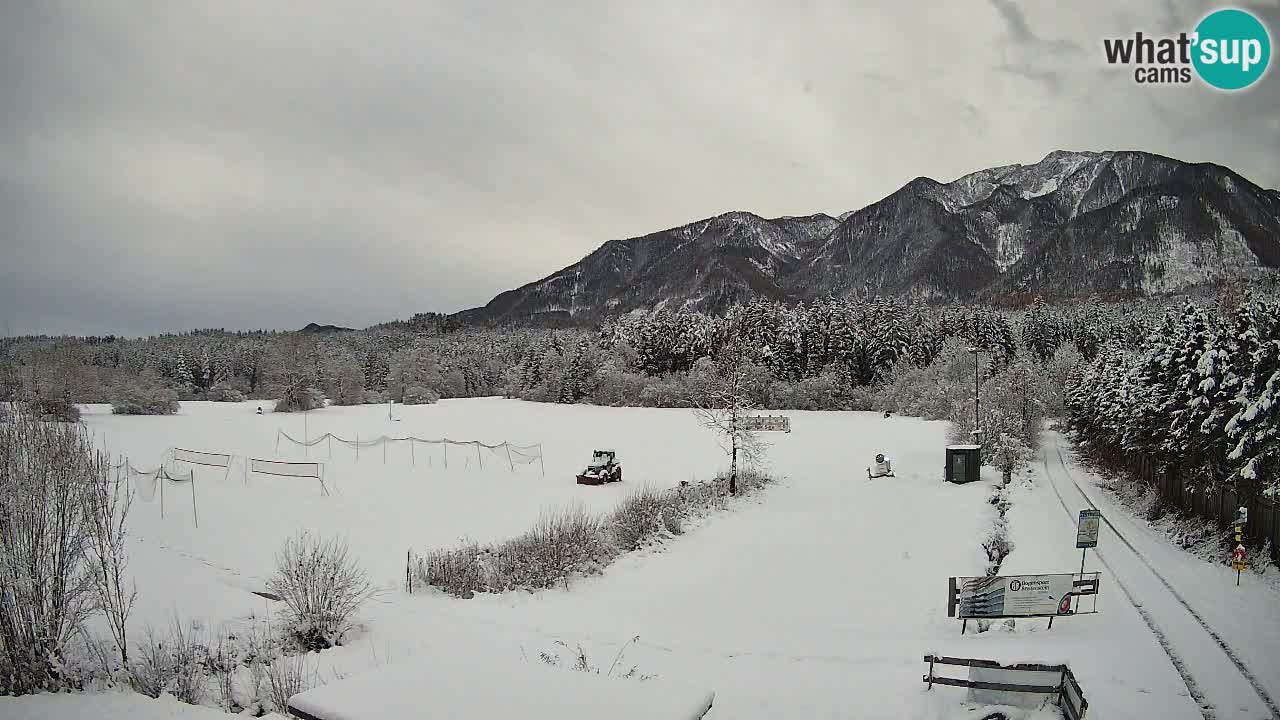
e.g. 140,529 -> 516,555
950,574 -> 1085,619
1076,509 -> 1102,548
740,415 -> 791,432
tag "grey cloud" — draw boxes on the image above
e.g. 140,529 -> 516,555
2,0 -> 1278,336
988,0 -> 1036,43
996,64 -> 1064,95
987,0 -> 1081,52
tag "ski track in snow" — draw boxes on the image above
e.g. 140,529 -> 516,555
1041,433 -> 1279,720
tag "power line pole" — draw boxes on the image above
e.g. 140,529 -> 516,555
968,344 -> 982,444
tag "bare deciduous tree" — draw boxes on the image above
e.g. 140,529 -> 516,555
692,330 -> 767,496
85,461 -> 137,666
264,334 -> 323,412
0,418 -> 101,693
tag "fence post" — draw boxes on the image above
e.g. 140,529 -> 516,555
191,474 -> 199,529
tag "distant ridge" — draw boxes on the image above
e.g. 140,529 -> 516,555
453,150 -> 1280,324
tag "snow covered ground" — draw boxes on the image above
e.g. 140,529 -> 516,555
5,400 -> 1278,719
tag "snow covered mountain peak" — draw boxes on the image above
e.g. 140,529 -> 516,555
458,150 -> 1280,324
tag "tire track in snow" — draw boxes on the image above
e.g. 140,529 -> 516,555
1044,438 -> 1280,719
1039,448 -> 1214,719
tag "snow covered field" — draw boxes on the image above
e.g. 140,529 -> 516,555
5,399 -> 1278,719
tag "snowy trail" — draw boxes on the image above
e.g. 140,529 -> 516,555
1040,432 -> 1279,720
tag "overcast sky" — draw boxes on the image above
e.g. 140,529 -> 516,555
2,0 -> 1278,337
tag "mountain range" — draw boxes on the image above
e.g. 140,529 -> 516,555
455,150 -> 1280,324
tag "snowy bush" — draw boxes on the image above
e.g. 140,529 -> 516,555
639,378 -> 688,408
981,485 -> 1014,577
206,380 -> 247,403
0,418 -> 135,694
266,653 -> 318,714
419,506 -> 614,596
499,506 -> 614,590
128,627 -> 177,699
110,371 -> 180,415
126,619 -> 209,704
590,367 -> 651,406
275,386 -> 325,413
608,485 -> 684,552
875,338 -> 976,421
26,393 -> 80,422
416,470 -> 774,598
265,533 -> 375,652
401,384 -> 440,405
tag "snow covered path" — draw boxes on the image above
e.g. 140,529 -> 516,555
1038,431 -> 1280,719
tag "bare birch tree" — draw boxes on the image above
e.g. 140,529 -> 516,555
692,329 -> 766,496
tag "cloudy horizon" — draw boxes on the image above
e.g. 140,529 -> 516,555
3,0 -> 1278,338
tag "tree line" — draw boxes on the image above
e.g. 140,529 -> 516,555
1067,290 -> 1280,502
0,294 -> 1176,420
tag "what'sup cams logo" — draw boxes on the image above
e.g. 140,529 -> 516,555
1103,7 -> 1271,90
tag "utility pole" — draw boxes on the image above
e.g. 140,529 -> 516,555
968,345 -> 982,444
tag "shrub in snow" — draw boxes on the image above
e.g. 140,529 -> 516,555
416,470 -> 774,598
275,386 -> 325,413
26,393 -> 80,422
128,627 -> 176,699
417,542 -> 488,597
420,506 -> 614,596
266,653 -> 318,714
266,532 -> 374,652
0,417 -> 136,694
126,618 -> 206,704
1247,540 -> 1276,576
110,372 -> 180,415
608,485 -> 684,552
980,485 -> 1014,577
207,380 -> 247,403
499,506 -> 614,590
401,384 -> 440,405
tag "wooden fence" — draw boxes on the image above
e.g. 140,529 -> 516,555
1131,454 -> 1280,564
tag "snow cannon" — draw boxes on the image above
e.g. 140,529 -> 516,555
576,449 -> 622,485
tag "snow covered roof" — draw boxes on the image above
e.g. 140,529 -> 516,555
287,652 -> 715,720
947,444 -> 982,450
